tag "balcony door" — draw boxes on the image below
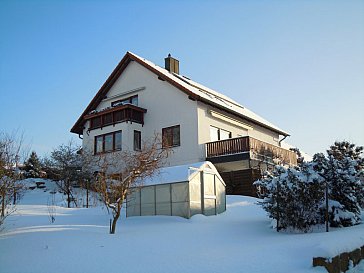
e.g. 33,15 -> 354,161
210,126 -> 231,142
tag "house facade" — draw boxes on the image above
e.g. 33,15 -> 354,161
71,52 -> 297,196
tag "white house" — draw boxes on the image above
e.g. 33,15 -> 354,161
71,52 -> 296,196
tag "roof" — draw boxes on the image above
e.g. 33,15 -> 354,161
71,51 -> 290,136
141,161 -> 225,186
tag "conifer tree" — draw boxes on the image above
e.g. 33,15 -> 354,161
314,141 -> 364,227
24,151 -> 42,178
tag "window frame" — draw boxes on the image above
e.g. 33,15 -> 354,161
209,126 -> 232,141
133,130 -> 141,151
162,125 -> 180,148
111,95 -> 138,107
94,130 -> 122,154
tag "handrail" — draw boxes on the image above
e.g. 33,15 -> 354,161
206,136 -> 297,165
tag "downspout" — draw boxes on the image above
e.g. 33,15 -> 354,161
278,135 -> 288,147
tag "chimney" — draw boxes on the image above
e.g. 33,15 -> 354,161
164,54 -> 179,74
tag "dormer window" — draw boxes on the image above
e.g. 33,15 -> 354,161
111,95 -> 138,107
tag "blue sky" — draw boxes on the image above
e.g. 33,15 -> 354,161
1,0 -> 363,158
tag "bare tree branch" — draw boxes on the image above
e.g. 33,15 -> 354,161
85,134 -> 170,234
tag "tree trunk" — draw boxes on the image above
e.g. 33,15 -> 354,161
276,181 -> 280,232
110,210 -> 120,234
325,181 -> 329,232
13,187 -> 17,205
66,180 -> 71,208
1,192 -> 5,217
86,181 -> 89,208
110,200 -> 123,234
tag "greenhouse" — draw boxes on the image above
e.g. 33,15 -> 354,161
126,161 -> 226,218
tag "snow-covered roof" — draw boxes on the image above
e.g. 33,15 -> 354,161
71,51 -> 290,136
141,161 -> 224,186
128,52 -> 289,136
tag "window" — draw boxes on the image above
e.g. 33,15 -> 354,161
115,131 -> 122,150
95,135 -> 103,154
209,126 -> 231,141
210,126 -> 219,142
220,129 -> 231,140
134,130 -> 141,151
111,95 -> 138,107
162,125 -> 180,147
94,131 -> 122,154
104,134 -> 113,152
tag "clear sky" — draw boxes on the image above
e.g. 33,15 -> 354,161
1,0 -> 363,158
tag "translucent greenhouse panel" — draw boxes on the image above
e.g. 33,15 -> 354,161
128,188 -> 141,205
216,177 -> 226,214
203,173 -> 215,196
189,175 -> 201,216
127,189 -> 141,217
171,182 -> 189,203
156,184 -> 171,215
204,199 -> 216,216
141,203 -> 155,216
172,201 -> 189,218
189,175 -> 201,202
141,186 -> 155,203
156,203 -> 171,216
141,186 -> 155,216
127,203 -> 140,217
156,184 -> 170,203
190,201 -> 202,216
203,173 -> 217,216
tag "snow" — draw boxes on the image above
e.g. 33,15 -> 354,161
0,180 -> 363,273
142,161 -> 223,186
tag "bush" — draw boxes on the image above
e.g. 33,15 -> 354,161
255,163 -> 324,232
256,141 -> 364,232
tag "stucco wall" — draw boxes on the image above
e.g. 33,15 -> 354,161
83,61 -> 200,167
197,101 -> 280,152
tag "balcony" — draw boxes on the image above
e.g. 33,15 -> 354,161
84,104 -> 147,131
206,136 -> 297,166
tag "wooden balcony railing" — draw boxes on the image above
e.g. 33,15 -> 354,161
206,136 -> 297,166
84,104 -> 147,131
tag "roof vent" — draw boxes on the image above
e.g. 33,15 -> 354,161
164,54 -> 179,74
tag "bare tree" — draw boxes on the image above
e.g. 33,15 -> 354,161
0,131 -> 27,227
47,193 -> 56,224
44,140 -> 82,208
88,135 -> 170,234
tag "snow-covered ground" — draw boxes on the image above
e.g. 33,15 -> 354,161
0,179 -> 363,273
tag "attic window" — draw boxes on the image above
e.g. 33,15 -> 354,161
111,95 -> 138,107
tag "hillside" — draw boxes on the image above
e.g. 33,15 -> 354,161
0,179 -> 363,273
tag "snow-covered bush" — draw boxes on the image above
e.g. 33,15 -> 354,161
255,163 -> 325,232
256,141 -> 364,232
313,141 -> 364,227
